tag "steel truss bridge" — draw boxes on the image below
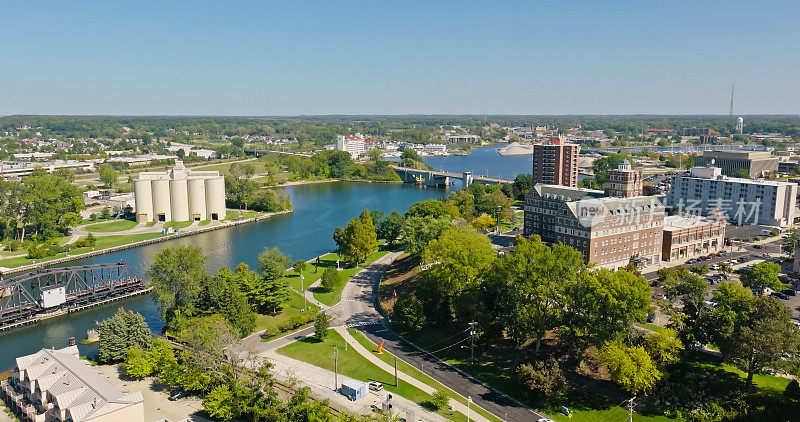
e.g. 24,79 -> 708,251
0,262 -> 144,328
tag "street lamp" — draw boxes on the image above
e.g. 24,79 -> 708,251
301,274 -> 306,310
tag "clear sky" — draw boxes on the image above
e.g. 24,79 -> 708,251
2,1 -> 798,116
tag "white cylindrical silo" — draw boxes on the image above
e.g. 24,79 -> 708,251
204,176 -> 226,220
169,178 -> 189,221
151,179 -> 172,222
133,179 -> 153,222
187,178 -> 207,221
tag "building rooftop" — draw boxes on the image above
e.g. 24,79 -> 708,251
663,214 -> 723,231
700,150 -> 775,160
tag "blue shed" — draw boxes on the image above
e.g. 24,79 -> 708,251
340,380 -> 367,401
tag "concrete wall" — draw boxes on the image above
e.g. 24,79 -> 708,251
132,179 -> 153,222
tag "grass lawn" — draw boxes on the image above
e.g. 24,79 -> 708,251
83,219 -> 138,232
636,322 -> 665,333
311,251 -> 389,306
347,329 -> 502,422
687,351 -> 790,395
0,233 -> 164,268
277,330 -> 476,422
163,221 -> 193,230
255,290 -> 319,339
199,220 -> 211,226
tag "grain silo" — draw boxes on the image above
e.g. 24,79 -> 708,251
132,161 -> 226,223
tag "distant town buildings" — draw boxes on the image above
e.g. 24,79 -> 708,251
523,184 -> 665,270
1,345 -> 144,422
693,150 -> 779,178
661,213 -> 726,262
604,159 -> 643,198
440,134 -> 480,144
531,136 -> 580,187
665,166 -> 797,227
335,134 -> 366,159
682,127 -> 711,137
133,161 -> 226,223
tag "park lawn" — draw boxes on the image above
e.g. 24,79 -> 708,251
83,219 -> 138,232
312,251 -> 389,306
145,221 -> 158,227
163,221 -> 193,230
0,233 -> 165,268
388,323 -> 674,422
255,290 -> 319,339
636,322 -> 665,333
347,329 -> 503,422
277,330 -> 475,422
687,351 -> 790,395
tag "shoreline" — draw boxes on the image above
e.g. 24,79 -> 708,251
0,209 -> 293,277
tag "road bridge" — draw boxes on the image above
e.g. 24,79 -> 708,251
0,262 -> 145,330
391,165 -> 512,187
244,148 -> 312,158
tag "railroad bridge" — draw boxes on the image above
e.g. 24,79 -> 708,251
0,262 -> 145,330
391,165 -> 512,187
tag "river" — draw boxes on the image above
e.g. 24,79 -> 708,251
0,181 -> 445,369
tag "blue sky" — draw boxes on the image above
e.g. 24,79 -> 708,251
1,1 -> 798,115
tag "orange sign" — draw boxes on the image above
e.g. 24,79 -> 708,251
377,340 -> 384,354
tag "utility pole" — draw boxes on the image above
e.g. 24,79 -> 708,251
467,396 -> 472,422
301,274 -> 306,310
628,396 -> 636,422
334,346 -> 339,391
468,321 -> 478,365
394,357 -> 398,387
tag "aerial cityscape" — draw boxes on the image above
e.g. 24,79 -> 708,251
1,2 -> 800,422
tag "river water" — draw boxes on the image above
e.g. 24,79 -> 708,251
0,182 -> 445,369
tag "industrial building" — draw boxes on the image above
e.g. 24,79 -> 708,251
133,161 -> 225,223
665,166 -> 797,227
1,346 -> 144,422
693,150 -> 779,178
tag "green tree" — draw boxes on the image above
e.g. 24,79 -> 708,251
147,246 -> 208,324
98,164 -> 119,188
254,247 -> 292,313
292,259 -> 307,276
429,390 -> 450,411
707,287 -> 800,385
783,227 -> 800,255
123,346 -> 154,379
734,168 -> 751,179
201,266 -> 258,337
174,314 -> 239,372
642,328 -> 683,366
377,211 -> 405,246
598,341 -> 661,396
422,227 -> 496,298
18,170 -> 84,240
393,292 -> 426,331
333,212 -> 378,265
314,313 -> 330,340
204,385 -> 239,420
563,269 -> 652,352
511,173 -> 533,200
657,266 -> 710,346
741,262 -> 785,295
490,237 -> 585,351
399,215 -> 453,257
516,358 -> 566,405
98,308 -> 152,363
473,214 -> 496,230
320,267 -> 340,292
406,199 -> 458,219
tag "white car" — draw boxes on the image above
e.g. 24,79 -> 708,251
537,419 -> 555,422
368,381 -> 383,391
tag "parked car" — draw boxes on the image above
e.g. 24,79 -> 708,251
687,258 -> 698,264
719,250 -> 728,255
753,244 -> 763,249
710,264 -> 720,270
168,390 -> 185,401
368,381 -> 383,391
782,289 -> 796,297
771,292 -> 789,300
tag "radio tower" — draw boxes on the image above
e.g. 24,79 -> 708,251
728,85 -> 735,130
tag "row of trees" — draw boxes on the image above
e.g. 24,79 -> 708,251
225,162 -> 293,212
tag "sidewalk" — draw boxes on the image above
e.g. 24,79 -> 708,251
336,327 -> 492,422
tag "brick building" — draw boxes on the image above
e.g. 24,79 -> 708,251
661,213 -> 726,262
531,136 -> 579,187
604,159 -> 643,197
523,184 -> 665,270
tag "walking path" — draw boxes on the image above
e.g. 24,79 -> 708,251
336,327 -> 491,422
304,278 -> 328,310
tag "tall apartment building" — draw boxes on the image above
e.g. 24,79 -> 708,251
604,159 -> 643,197
335,134 -> 366,159
531,136 -> 579,187
665,166 -> 797,227
693,150 -> 779,178
523,184 -> 665,270
133,161 -> 226,223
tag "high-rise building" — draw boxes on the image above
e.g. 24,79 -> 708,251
523,184 -> 665,270
531,136 -> 579,187
604,159 -> 643,197
335,134 -> 366,159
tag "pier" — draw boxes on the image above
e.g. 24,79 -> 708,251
0,262 -> 147,331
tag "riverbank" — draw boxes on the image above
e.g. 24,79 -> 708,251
0,209 -> 293,276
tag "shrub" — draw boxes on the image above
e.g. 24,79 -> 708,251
314,313 -> 330,340
429,390 -> 450,410
320,267 -> 340,292
393,292 -> 426,331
